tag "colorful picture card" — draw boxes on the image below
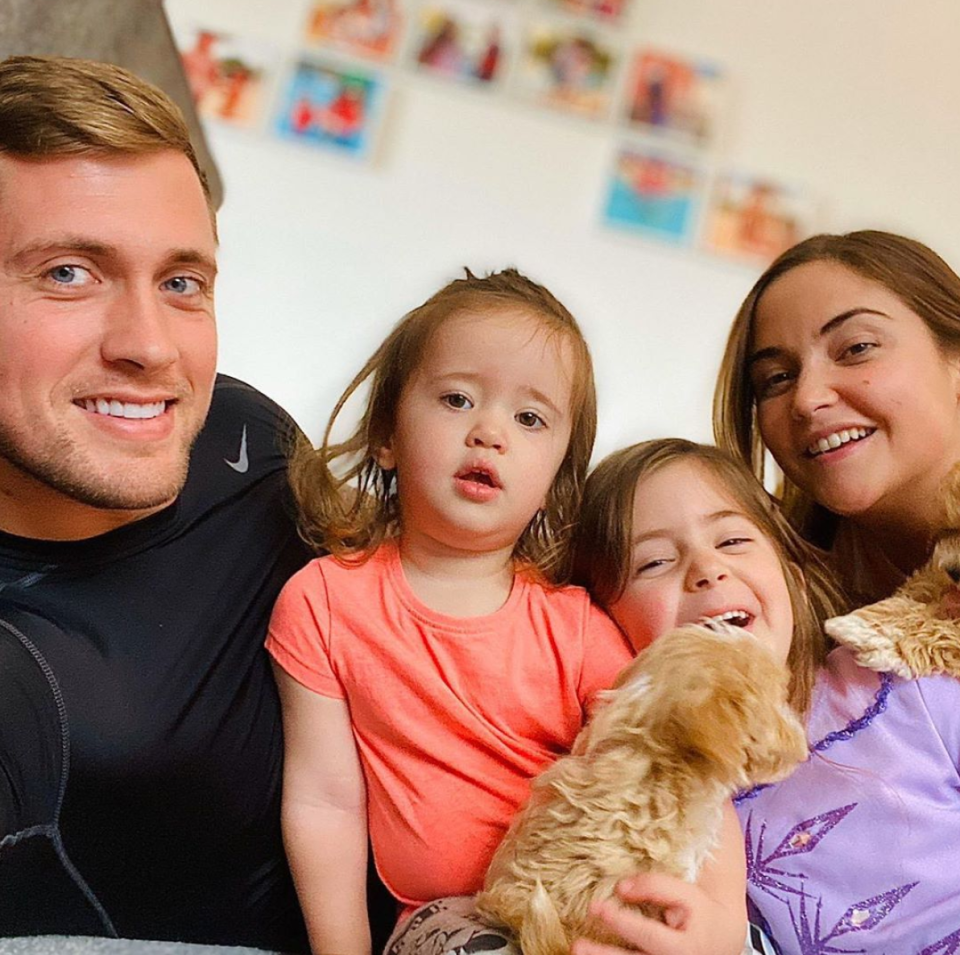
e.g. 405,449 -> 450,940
542,0 -> 630,24
410,0 -> 513,86
177,27 -> 278,129
624,49 -> 724,148
275,58 -> 386,160
703,173 -> 815,262
603,145 -> 703,244
304,0 -> 402,61
517,22 -> 619,118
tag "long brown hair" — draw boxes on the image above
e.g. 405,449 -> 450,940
714,230 -> 960,546
571,438 -> 848,716
290,268 -> 598,581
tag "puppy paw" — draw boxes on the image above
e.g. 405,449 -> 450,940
824,612 -> 916,679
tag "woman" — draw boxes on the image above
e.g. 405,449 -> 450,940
714,229 -> 960,602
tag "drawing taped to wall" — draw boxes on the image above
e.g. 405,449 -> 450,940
703,172 -> 815,262
517,21 -> 619,118
603,145 -> 702,244
274,58 -> 386,159
176,26 -> 278,129
410,0 -> 514,86
304,0 -> 402,61
624,49 -> 724,147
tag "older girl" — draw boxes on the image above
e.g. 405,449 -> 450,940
571,438 -> 960,955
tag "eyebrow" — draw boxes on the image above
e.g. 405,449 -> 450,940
431,373 -> 565,417
8,237 -> 217,277
631,509 -> 746,545
747,307 -> 890,368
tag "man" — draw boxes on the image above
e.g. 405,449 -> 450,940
0,54 -> 333,950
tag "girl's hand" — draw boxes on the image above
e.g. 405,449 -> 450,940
571,872 -> 746,955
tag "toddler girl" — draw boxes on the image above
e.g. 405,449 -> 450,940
268,271 -> 747,955
571,437 -> 960,955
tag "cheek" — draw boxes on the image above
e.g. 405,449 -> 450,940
610,588 -> 672,653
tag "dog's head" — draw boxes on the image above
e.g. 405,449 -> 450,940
587,624 -> 807,791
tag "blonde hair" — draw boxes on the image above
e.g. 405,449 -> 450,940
571,438 -> 847,716
291,268 -> 597,581
0,55 -> 211,208
714,230 -> 960,546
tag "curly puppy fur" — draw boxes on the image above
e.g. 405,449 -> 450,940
826,463 -> 960,679
476,624 -> 807,955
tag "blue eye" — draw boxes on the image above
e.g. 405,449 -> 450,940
163,276 -> 203,295
47,264 -> 93,286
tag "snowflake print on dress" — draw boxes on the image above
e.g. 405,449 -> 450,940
921,928 -> 960,955
787,882 -> 917,955
744,804 -> 857,904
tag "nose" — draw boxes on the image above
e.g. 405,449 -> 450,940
790,363 -> 837,421
466,414 -> 506,452
685,552 -> 729,591
100,285 -> 180,371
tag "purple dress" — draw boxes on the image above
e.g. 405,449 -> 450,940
734,647 -> 960,954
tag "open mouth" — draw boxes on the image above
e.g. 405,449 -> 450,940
76,398 -> 172,421
806,427 -> 875,458
705,609 -> 754,629
455,464 -> 501,489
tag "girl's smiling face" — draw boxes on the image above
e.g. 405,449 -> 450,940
609,459 -> 794,663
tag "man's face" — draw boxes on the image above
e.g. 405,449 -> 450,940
0,151 -> 218,538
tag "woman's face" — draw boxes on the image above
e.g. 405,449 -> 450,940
750,260 -> 960,524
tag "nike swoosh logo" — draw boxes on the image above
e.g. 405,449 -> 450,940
225,425 -> 249,473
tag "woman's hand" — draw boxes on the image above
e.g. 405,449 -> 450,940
571,871 -> 746,955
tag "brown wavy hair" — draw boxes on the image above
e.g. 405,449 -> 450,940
714,229 -> 960,547
290,268 -> 598,581
571,438 -> 848,716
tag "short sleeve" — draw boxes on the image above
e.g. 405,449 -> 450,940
265,561 -> 346,699
916,673 -> 960,773
577,601 -> 633,715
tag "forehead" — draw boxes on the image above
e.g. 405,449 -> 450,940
0,151 -> 216,262
631,460 -> 743,530
753,260 -> 905,345
421,307 -> 576,379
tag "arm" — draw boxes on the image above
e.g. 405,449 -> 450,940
572,801 -> 747,955
275,665 -> 372,955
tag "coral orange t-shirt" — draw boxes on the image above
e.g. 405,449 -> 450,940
266,541 -> 632,911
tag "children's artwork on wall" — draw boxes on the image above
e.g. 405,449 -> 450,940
176,26 -> 277,129
624,49 -> 723,147
274,58 -> 386,159
703,173 -> 814,262
517,22 -> 618,118
410,0 -> 513,86
603,145 -> 702,244
541,0 -> 630,24
304,0 -> 402,61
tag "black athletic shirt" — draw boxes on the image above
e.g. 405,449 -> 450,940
0,376 -> 311,949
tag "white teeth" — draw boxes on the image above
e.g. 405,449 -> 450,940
82,399 -> 166,420
708,610 -> 751,625
809,427 -> 871,457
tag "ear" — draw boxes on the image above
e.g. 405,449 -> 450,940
374,442 -> 396,471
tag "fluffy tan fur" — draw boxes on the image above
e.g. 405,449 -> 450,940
826,463 -> 960,679
476,624 -> 807,955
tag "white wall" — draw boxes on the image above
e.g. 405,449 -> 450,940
164,0 -> 960,457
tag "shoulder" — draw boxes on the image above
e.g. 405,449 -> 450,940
196,375 -> 302,468
180,375 -> 303,513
